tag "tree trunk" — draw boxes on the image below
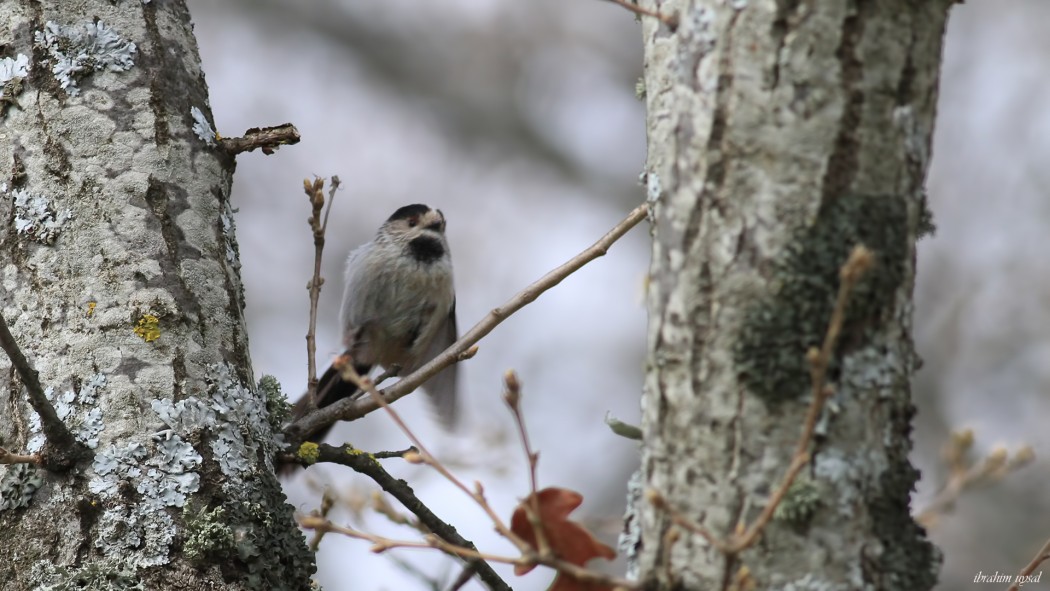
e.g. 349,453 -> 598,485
638,1 -> 949,589
0,2 -> 313,589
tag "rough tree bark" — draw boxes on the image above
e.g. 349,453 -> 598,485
0,2 -> 313,589
637,1 -> 950,589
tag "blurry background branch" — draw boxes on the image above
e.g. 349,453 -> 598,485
220,0 -> 643,195
915,429 -> 1034,529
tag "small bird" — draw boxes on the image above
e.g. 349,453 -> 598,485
288,204 -> 459,449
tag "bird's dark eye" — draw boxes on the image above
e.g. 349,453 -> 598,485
407,217 -> 419,227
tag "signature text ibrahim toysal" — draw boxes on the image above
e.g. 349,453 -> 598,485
973,571 -> 1042,586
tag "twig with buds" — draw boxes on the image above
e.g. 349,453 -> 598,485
503,371 -> 551,556
302,176 -> 341,408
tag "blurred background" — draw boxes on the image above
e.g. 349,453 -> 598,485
184,1 -> 1048,589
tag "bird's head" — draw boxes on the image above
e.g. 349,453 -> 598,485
380,204 -> 449,264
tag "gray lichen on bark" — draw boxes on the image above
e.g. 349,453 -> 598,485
638,1 -> 950,589
0,2 -> 312,589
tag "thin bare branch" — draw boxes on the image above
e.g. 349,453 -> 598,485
321,175 -> 340,236
371,491 -> 416,529
603,0 -> 678,29
1006,537 -> 1050,591
0,311 -> 88,470
219,123 -> 300,155
503,371 -> 550,555
447,566 -> 478,591
302,176 -> 341,408
298,515 -> 642,590
288,202 -> 649,439
660,525 -> 681,583
373,446 -> 418,460
0,447 -> 41,465
645,489 -> 729,553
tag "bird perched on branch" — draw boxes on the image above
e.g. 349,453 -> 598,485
287,204 -> 459,453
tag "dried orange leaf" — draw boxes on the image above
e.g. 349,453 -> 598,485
510,487 -> 616,589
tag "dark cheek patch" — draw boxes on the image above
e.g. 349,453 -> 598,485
408,235 -> 445,263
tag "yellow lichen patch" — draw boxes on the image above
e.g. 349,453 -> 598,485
346,446 -> 378,465
298,442 -> 319,465
133,314 -> 161,342
86,302 -> 96,317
